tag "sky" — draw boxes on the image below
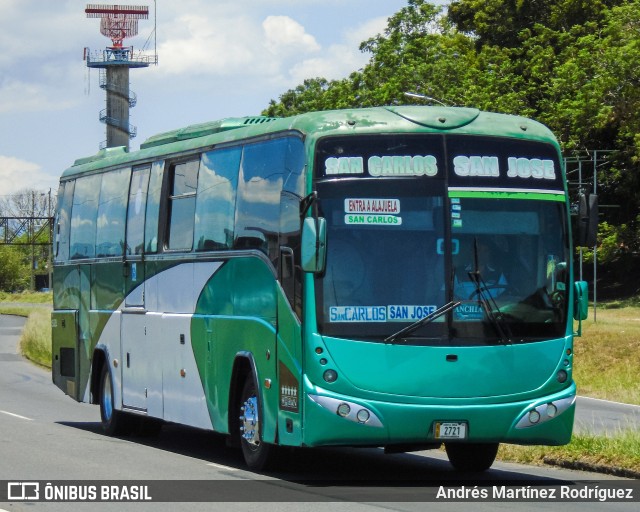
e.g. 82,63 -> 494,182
0,0 -> 449,197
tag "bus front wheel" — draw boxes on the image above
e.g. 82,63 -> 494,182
445,442 -> 499,472
99,363 -> 130,436
238,376 -> 274,471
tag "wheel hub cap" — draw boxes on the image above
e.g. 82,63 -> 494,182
240,396 -> 260,446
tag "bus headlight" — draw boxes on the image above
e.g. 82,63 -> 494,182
337,403 -> 351,417
323,370 -> 338,383
356,409 -> 370,423
529,410 -> 541,424
308,395 -> 383,428
556,370 -> 568,383
515,395 -> 575,429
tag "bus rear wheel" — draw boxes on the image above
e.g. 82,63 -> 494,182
445,442 -> 499,472
238,376 -> 274,471
99,363 -> 130,436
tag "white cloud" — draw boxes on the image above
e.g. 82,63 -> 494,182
0,76 -> 80,114
263,16 -> 320,55
0,156 -> 57,194
154,12 -> 322,81
287,16 -> 388,83
155,13 -> 260,76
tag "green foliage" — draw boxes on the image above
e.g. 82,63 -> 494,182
0,246 -> 30,292
580,221 -> 631,264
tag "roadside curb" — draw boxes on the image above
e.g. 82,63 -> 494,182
543,456 -> 640,479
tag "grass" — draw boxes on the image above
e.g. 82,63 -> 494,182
1,291 -> 639,475
0,290 -> 53,368
573,305 -> 640,405
0,290 -> 53,304
18,308 -> 52,368
499,430 -> 640,476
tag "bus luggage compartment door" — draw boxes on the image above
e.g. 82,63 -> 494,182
52,309 -> 80,400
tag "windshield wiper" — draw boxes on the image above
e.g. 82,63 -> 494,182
384,300 -> 461,344
468,238 -> 512,344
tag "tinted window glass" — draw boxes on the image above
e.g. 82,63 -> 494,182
283,137 -> 306,195
195,147 -> 240,251
316,178 -> 447,340
235,139 -> 287,259
54,180 -> 75,262
95,167 -> 130,257
167,160 -> 199,251
126,166 -> 150,255
145,160 -> 163,253
70,174 -> 102,259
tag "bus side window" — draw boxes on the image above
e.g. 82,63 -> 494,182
70,174 -> 101,259
235,139 -> 287,261
166,159 -> 199,251
54,180 -> 75,263
126,166 -> 151,255
279,191 -> 302,317
195,147 -> 240,251
145,161 -> 163,253
96,167 -> 130,257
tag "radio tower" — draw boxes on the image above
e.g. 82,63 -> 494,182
84,4 -> 156,150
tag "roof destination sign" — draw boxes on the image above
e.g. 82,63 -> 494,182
325,155 -> 439,177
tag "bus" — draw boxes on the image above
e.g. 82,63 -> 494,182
52,106 -> 590,472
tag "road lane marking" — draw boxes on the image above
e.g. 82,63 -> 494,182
0,410 -> 33,421
577,395 -> 640,409
206,462 -> 238,471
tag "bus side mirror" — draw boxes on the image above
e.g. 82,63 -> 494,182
578,193 -> 598,247
301,217 -> 327,273
573,281 -> 588,321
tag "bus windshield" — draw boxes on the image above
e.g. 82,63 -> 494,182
314,135 -> 569,345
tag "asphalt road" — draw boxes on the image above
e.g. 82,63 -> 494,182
0,314 -> 638,511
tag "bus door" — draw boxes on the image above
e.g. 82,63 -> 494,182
121,166 -> 151,412
276,191 -> 304,445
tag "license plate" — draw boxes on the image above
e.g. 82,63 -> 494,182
435,421 -> 467,439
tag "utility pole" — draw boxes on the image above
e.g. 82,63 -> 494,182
31,191 -> 35,291
48,188 -> 53,290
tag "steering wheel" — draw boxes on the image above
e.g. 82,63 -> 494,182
468,284 -> 508,300
549,290 -> 565,307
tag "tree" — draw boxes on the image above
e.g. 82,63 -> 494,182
0,188 -> 54,218
0,245 -> 30,292
0,188 -> 55,292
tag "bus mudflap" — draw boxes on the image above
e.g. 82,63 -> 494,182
51,310 -> 80,400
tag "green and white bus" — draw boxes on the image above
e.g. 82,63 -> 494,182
52,106 -> 590,471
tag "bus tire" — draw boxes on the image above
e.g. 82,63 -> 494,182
238,375 -> 274,471
445,442 -> 499,472
99,363 -> 130,436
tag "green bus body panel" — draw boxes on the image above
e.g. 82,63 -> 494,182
93,261 -> 124,310
275,290 -> 303,446
319,337 -> 568,399
192,257 -> 278,440
302,381 -> 576,447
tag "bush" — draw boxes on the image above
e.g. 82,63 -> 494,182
0,246 -> 30,291
579,221 -> 629,264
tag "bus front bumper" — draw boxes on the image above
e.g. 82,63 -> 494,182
302,382 -> 576,448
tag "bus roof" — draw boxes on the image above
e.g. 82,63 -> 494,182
61,106 -> 559,179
